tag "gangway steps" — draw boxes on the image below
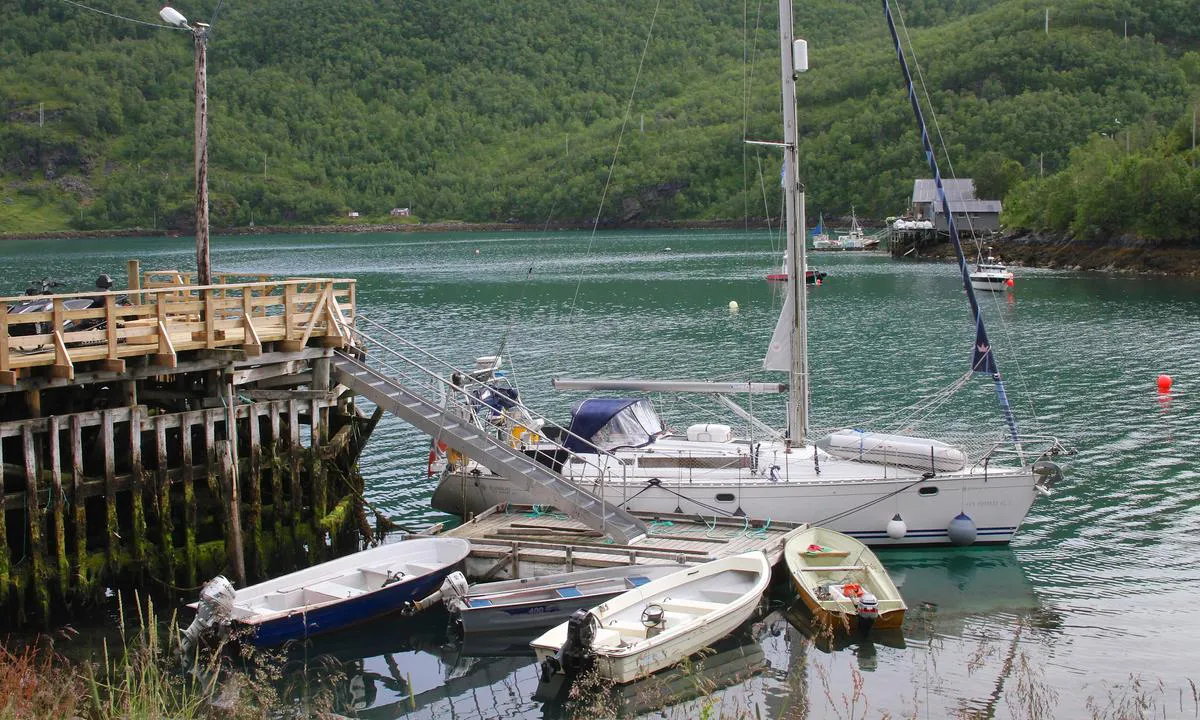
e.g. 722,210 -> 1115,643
331,351 -> 646,544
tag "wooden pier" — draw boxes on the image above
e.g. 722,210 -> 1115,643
444,504 -> 806,581
0,263 -> 373,623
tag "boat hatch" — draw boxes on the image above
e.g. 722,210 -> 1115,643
564,398 -> 665,453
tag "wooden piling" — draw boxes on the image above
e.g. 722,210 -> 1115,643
70,416 -> 85,589
129,407 -> 146,570
180,411 -> 198,588
23,426 -> 47,617
102,412 -> 117,569
248,403 -> 264,578
0,436 -> 8,604
155,416 -> 174,586
48,417 -> 69,601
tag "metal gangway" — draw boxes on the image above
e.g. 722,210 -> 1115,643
329,318 -> 647,544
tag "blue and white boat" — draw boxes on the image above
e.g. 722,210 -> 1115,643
215,537 -> 470,646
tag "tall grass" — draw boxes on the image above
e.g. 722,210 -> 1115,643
0,590 -> 319,720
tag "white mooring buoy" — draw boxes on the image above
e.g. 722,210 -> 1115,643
728,300 -> 739,313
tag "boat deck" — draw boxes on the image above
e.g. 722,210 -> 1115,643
442,504 -> 806,581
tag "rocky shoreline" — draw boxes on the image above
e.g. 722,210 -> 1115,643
912,231 -> 1200,277
4,223 -> 1197,277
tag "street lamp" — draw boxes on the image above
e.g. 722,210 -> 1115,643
161,5 -> 212,286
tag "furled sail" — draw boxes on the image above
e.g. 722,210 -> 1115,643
763,284 -> 793,372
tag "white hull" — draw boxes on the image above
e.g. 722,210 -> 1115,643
530,552 -> 770,684
433,441 -> 1040,545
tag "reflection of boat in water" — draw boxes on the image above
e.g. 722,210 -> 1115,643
879,546 -> 1056,640
880,547 -> 1039,618
607,624 -> 769,717
275,610 -> 532,720
783,600 -> 906,655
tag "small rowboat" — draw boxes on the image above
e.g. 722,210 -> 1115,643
446,564 -> 686,634
530,551 -> 771,685
188,537 -> 471,646
784,527 -> 906,635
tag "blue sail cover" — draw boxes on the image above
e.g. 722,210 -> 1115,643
564,398 -> 664,453
810,217 -> 824,238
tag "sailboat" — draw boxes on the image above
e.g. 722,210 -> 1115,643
430,0 -> 1069,547
810,214 -> 839,249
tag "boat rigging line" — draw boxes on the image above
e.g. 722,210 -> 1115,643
567,0 -> 663,320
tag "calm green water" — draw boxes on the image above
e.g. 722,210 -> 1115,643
3,229 -> 1198,718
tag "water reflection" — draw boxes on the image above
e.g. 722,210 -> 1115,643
269,549 -> 1053,719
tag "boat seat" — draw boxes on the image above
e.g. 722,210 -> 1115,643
555,586 -> 584,599
606,621 -> 650,640
699,589 -> 745,603
308,581 -> 367,600
660,598 -> 723,615
798,565 -> 865,572
624,575 -> 652,589
591,628 -> 626,648
403,562 -> 440,574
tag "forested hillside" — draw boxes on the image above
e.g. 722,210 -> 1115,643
1,0 -> 1197,237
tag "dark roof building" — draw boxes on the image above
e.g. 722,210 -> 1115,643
910,179 -> 1001,233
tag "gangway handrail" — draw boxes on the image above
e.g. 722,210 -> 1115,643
329,349 -> 646,542
334,316 -> 621,482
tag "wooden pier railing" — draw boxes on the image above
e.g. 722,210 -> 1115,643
0,274 -> 356,385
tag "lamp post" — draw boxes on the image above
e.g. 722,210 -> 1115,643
160,6 -> 211,286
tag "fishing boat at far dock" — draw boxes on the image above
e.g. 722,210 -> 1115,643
784,527 -> 905,635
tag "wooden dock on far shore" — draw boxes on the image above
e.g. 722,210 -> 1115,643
443,504 -> 806,582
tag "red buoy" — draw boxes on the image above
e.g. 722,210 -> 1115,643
1006,277 -> 1014,287
1157,374 -> 1173,393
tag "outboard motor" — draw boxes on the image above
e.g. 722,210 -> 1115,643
407,571 -> 469,615
179,576 -> 236,667
855,591 -> 879,638
536,609 -> 597,701
95,274 -> 114,291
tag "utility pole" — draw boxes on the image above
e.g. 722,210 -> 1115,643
193,22 -> 211,285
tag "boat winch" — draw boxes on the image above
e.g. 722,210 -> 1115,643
179,575 -> 236,666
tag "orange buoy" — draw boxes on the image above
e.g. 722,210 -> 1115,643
1157,374 -> 1173,393
1006,277 -> 1014,287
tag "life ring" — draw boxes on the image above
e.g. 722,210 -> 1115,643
841,583 -> 863,599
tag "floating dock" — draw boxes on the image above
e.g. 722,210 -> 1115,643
443,504 -> 805,581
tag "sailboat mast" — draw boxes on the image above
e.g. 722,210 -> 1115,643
778,0 -> 809,447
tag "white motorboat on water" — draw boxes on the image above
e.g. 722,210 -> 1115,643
444,564 -> 686,634
430,0 -> 1070,548
970,248 -> 1014,292
530,551 -> 771,685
